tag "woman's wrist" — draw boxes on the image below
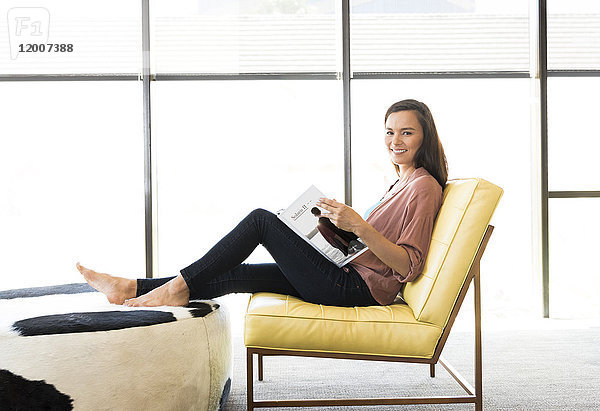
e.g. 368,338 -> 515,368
354,220 -> 373,239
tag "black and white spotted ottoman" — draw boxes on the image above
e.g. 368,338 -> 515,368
0,283 -> 232,410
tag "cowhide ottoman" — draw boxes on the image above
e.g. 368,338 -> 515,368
0,283 -> 232,411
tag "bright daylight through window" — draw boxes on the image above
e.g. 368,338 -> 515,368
0,0 -> 599,320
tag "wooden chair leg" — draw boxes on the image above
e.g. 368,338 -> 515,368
430,363 -> 435,378
258,353 -> 264,381
247,349 -> 254,411
474,261 -> 483,411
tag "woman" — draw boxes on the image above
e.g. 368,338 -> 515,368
77,99 -> 447,307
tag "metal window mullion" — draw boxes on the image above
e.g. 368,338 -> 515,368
538,0 -> 550,318
0,74 -> 139,81
142,0 -> 153,279
352,71 -> 530,79
342,0 -> 352,206
154,72 -> 337,81
549,191 -> 600,198
547,70 -> 600,77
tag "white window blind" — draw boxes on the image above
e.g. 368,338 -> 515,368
151,15 -> 338,74
151,0 -> 338,74
351,14 -> 529,73
548,14 -> 600,70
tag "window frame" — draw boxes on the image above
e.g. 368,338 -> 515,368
1,0 -> 598,317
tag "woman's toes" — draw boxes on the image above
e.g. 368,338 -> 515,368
124,298 -> 137,307
76,263 -> 96,279
125,296 -> 145,307
74,264 -> 136,305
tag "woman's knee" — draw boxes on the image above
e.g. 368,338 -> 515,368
248,208 -> 276,221
245,208 -> 284,242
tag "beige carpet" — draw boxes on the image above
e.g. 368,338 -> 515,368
221,323 -> 600,410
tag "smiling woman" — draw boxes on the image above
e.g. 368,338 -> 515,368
385,110 -> 423,178
350,79 -> 534,319
79,99 -> 447,308
384,99 -> 448,188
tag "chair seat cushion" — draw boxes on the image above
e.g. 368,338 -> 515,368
244,293 -> 443,359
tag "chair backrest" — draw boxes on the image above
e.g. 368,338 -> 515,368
403,178 -> 503,328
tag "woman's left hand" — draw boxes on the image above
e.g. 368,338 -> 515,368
316,198 -> 366,234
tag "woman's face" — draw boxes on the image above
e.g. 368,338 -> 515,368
384,110 -> 424,172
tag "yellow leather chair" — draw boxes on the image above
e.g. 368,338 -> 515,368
244,178 -> 503,410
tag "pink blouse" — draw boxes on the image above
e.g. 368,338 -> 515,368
350,167 -> 443,305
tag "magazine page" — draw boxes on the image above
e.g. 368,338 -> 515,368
277,185 -> 369,268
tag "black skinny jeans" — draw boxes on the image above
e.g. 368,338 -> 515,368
136,208 -> 378,307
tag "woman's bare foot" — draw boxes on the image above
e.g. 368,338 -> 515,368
76,262 -> 137,305
123,275 -> 190,307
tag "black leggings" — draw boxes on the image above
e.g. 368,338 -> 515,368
136,209 -> 378,307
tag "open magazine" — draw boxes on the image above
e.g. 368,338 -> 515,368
277,185 -> 369,268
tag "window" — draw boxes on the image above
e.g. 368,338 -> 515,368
352,78 -> 533,316
547,77 -> 600,191
1,0 -> 596,320
549,199 -> 600,318
548,0 -> 600,71
0,81 -> 144,290
546,0 -> 600,317
152,80 -> 344,275
351,0 -> 529,73
150,0 -> 339,74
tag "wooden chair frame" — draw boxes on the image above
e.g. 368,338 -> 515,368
246,225 -> 494,410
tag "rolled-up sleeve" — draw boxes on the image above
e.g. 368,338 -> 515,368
349,168 -> 443,305
394,189 -> 441,282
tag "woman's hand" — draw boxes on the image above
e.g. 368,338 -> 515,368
319,198 -> 411,276
316,198 -> 367,234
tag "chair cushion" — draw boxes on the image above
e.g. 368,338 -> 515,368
244,293 -> 443,359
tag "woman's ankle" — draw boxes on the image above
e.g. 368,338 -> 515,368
168,275 -> 189,295
126,278 -> 138,298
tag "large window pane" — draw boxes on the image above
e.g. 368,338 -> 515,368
0,0 -> 141,75
548,77 -> 600,191
351,0 -> 529,72
549,198 -> 600,318
0,82 -> 145,291
352,78 -> 533,317
150,1 -> 338,74
152,80 -> 344,276
548,0 -> 600,70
